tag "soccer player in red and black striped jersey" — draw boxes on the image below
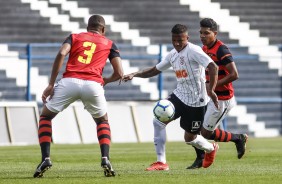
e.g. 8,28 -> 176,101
187,18 -> 248,169
33,15 -> 123,177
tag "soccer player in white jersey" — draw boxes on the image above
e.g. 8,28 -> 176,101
122,24 -> 219,171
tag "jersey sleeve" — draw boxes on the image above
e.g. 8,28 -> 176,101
217,45 -> 234,65
156,52 -> 172,71
63,34 -> 72,45
190,44 -> 213,68
108,42 -> 121,61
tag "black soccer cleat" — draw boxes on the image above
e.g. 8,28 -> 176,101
33,158 -> 52,178
235,134 -> 248,159
101,157 -> 116,177
186,158 -> 203,169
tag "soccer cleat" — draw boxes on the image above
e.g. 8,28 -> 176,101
101,157 -> 116,177
202,143 -> 219,168
186,158 -> 203,169
145,162 -> 169,171
33,158 -> 52,178
235,134 -> 248,159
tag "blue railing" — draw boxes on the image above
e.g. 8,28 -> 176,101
6,43 -> 164,101
3,43 -> 282,104
8,43 -> 62,101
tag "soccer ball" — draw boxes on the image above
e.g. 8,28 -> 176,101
153,99 -> 175,122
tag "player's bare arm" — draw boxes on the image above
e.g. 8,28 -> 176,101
206,62 -> 219,108
216,62 -> 239,87
123,66 -> 161,82
42,43 -> 71,103
103,57 -> 123,86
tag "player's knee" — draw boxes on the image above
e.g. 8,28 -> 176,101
153,118 -> 167,129
39,115 -> 52,121
185,133 -> 197,142
94,118 -> 108,125
94,114 -> 108,124
40,106 -> 57,120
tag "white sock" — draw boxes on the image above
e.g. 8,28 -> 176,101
153,118 -> 167,163
186,135 -> 214,153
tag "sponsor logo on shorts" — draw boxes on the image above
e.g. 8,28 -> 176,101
191,121 -> 201,131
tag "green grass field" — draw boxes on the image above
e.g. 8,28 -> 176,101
0,137 -> 282,184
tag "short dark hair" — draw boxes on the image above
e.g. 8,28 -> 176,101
200,18 -> 218,31
87,15 -> 105,30
171,24 -> 188,34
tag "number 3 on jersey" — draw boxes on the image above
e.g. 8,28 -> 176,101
78,42 -> 96,64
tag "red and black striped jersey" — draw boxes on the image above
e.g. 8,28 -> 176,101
62,32 -> 120,84
203,40 -> 234,100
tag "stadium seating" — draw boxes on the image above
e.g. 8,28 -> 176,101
0,0 -> 69,42
210,0 -> 282,135
0,70 -> 28,100
211,0 -> 282,45
0,0 -> 281,137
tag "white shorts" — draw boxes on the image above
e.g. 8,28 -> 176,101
203,96 -> 236,131
46,78 -> 107,118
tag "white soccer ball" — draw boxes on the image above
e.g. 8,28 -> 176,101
153,99 -> 175,122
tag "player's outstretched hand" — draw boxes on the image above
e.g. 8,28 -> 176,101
122,73 -> 135,82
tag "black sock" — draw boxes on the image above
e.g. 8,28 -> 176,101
193,146 -> 204,159
40,142 -> 50,161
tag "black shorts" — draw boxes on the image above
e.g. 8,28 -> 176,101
167,93 -> 206,134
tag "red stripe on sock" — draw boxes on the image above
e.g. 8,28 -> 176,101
97,123 -> 110,129
39,120 -> 51,126
38,127 -> 52,134
97,129 -> 111,137
39,136 -> 52,144
220,130 -> 226,142
99,138 -> 111,145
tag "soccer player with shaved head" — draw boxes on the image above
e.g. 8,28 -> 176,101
33,14 -> 123,177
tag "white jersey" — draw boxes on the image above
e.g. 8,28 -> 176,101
156,42 -> 213,107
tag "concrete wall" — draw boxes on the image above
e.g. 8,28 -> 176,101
0,101 -> 184,145
0,102 -> 39,145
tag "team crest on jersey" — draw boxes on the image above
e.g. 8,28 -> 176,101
191,121 -> 201,131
